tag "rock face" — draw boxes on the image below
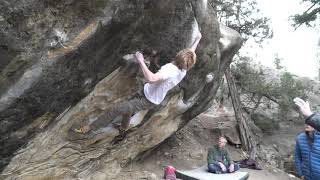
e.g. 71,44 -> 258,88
0,0 -> 242,179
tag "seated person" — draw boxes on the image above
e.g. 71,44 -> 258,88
207,136 -> 240,174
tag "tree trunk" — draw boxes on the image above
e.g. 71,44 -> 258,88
225,67 -> 257,159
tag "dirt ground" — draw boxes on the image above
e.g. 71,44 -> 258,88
116,109 -> 302,180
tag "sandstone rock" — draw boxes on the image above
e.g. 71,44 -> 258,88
0,0 -> 242,179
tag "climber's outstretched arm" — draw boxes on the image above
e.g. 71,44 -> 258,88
190,31 -> 202,52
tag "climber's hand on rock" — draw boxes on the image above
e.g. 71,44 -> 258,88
196,31 -> 202,40
135,51 -> 144,63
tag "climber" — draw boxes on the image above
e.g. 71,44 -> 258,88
207,136 -> 240,174
74,31 -> 202,135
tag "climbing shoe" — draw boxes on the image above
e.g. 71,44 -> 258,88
73,125 -> 90,134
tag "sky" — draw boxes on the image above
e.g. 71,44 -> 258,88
241,0 -> 320,79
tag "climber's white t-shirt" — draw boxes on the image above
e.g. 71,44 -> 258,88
144,63 -> 186,105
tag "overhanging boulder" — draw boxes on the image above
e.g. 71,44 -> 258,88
0,0 -> 242,179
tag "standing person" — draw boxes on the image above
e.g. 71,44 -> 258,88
294,97 -> 320,131
207,136 -> 240,174
74,32 -> 202,134
294,124 -> 320,180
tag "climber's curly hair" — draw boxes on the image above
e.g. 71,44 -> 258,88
174,48 -> 196,70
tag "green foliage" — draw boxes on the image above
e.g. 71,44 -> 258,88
291,0 -> 320,29
251,113 -> 279,134
232,56 -> 310,118
232,57 -> 275,100
277,72 -> 308,116
211,0 -> 272,43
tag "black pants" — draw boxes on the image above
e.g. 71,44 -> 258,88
90,91 -> 155,130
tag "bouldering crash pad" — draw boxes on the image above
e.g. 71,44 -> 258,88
176,165 -> 249,180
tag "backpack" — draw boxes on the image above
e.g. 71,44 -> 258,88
164,165 -> 176,180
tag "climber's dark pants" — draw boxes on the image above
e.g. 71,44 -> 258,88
90,91 -> 155,130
